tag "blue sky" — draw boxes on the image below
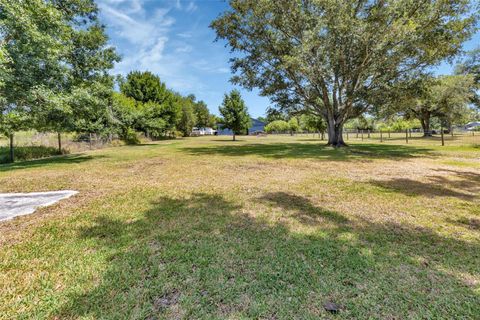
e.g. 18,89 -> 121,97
98,0 -> 479,119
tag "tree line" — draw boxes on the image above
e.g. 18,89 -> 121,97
0,0 -> 218,162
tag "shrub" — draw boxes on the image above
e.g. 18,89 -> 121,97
122,128 -> 140,145
265,120 -> 289,133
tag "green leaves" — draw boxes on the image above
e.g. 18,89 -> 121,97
219,90 -> 251,136
0,0 -> 119,141
265,120 -> 289,133
211,0 -> 478,144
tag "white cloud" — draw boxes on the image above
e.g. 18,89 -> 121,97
177,32 -> 192,38
175,0 -> 182,10
186,1 -> 198,12
99,1 -> 174,69
98,0 -> 229,100
175,45 -> 193,53
217,67 -> 230,74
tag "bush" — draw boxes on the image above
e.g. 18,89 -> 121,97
0,145 -> 63,164
265,120 -> 289,133
122,128 -> 141,145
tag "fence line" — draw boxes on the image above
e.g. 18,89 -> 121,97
269,129 -> 479,146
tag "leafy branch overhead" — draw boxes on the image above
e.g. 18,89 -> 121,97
211,0 -> 478,146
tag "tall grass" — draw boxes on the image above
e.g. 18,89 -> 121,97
0,146 -> 63,164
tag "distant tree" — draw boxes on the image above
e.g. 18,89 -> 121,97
433,75 -> 476,131
256,116 -> 267,123
265,107 -> 285,123
265,120 -> 289,133
177,98 -> 197,137
288,117 -> 299,135
219,90 -> 251,141
111,92 -> 139,142
301,114 -> 327,138
211,0 -> 476,146
120,71 -> 181,137
455,47 -> 480,108
193,100 -> 210,127
121,71 -> 170,104
405,75 -> 475,135
207,114 -> 220,129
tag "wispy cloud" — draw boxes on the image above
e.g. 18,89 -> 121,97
186,1 -> 198,12
96,0 -> 266,115
99,1 -> 174,74
175,45 -> 193,53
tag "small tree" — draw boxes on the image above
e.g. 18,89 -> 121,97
120,71 -> 181,138
404,75 -> 474,135
111,92 -> 140,143
0,109 -> 29,162
301,114 -> 327,139
177,98 -> 197,137
288,117 -> 299,135
193,100 -> 210,128
219,90 -> 251,141
265,120 -> 289,133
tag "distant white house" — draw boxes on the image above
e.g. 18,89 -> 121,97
192,127 -> 217,136
465,121 -> 480,131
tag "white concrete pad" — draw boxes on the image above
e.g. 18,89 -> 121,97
0,191 -> 78,222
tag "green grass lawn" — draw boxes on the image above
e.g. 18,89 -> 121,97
0,135 -> 479,319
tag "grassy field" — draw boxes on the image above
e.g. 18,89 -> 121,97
0,135 -> 479,319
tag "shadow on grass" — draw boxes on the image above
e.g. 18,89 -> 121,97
0,145 -> 61,164
371,168 -> 479,201
56,192 -> 479,319
259,192 -> 349,225
181,142 -> 433,161
0,154 -> 102,172
446,217 -> 480,231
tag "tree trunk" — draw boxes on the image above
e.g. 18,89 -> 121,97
9,133 -> 14,163
326,120 -> 346,147
420,114 -> 431,137
57,132 -> 62,154
233,133 -> 236,141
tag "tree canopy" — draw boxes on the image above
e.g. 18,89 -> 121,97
0,0 -> 119,160
211,0 -> 477,146
219,90 -> 251,140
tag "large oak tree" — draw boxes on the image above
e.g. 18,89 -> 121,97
211,0 -> 477,146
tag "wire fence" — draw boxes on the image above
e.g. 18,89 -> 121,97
272,129 -> 480,146
0,132 -> 123,163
